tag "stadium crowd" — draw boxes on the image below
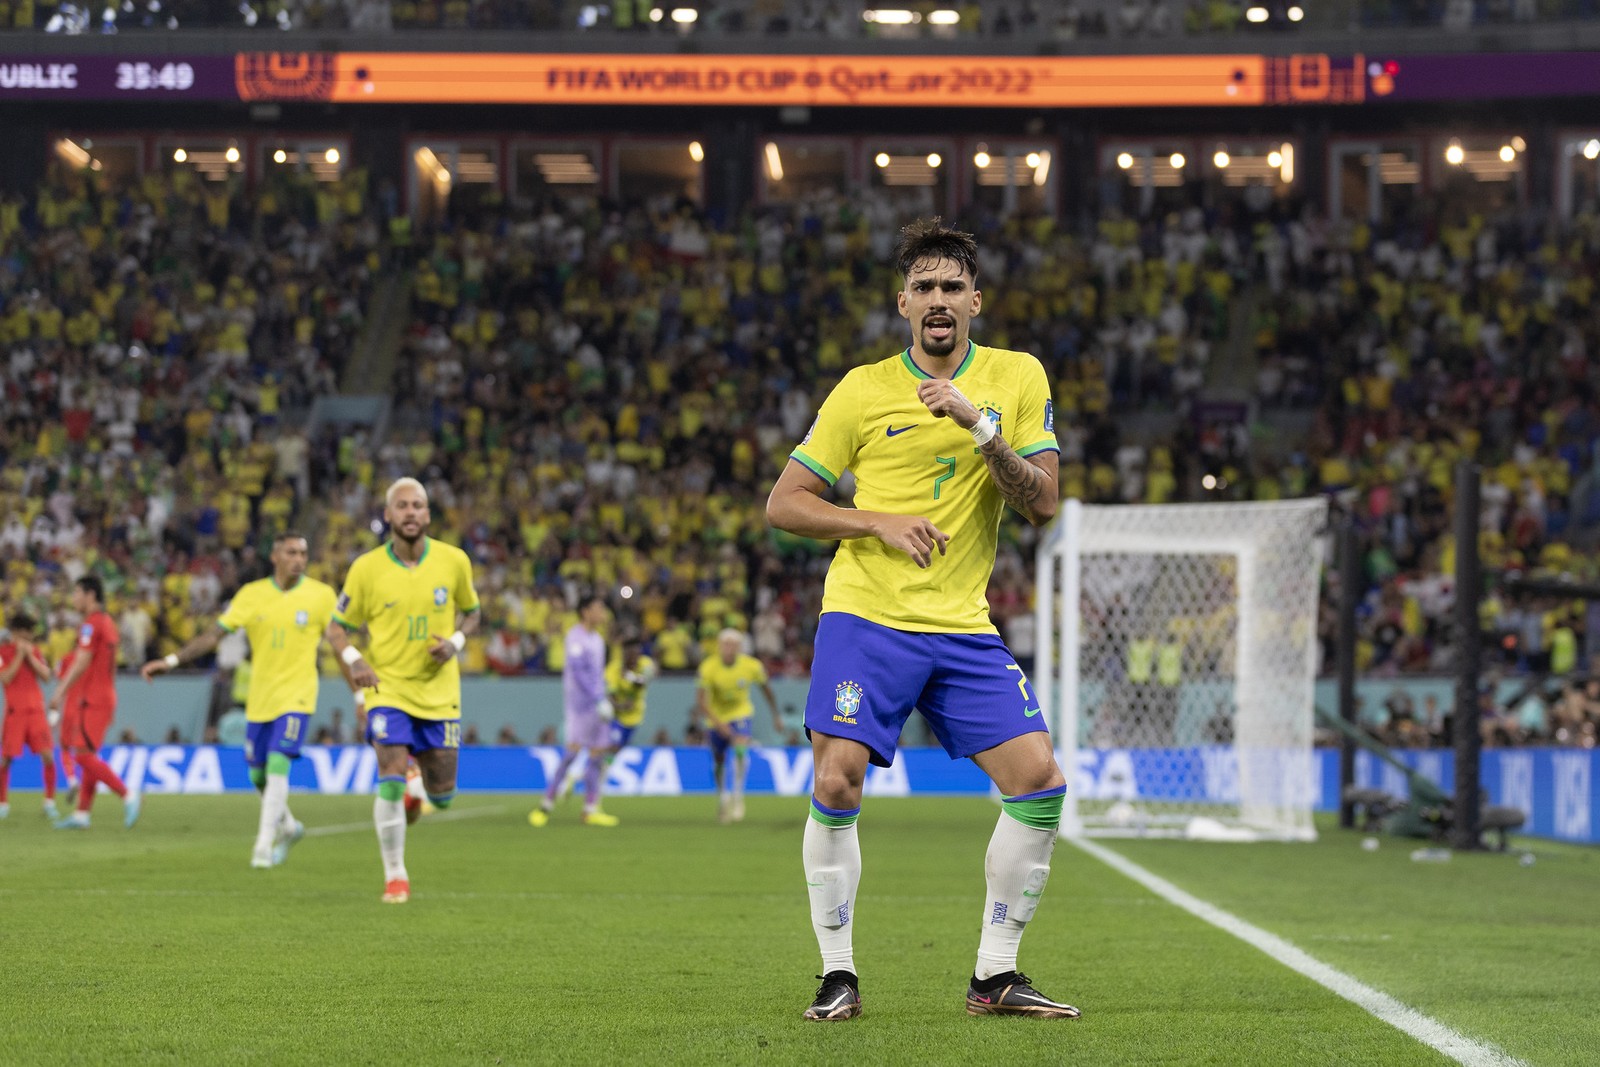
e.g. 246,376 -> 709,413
4,161 -> 1600,750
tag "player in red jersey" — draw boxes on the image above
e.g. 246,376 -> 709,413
56,647 -> 80,802
49,577 -> 140,830
0,610 -> 59,820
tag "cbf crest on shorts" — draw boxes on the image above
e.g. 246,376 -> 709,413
369,711 -> 387,739
433,586 -> 448,606
834,681 -> 863,725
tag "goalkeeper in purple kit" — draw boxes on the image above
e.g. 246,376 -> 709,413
529,595 -> 619,828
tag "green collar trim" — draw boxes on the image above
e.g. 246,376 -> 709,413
900,340 -> 975,381
387,538 -> 430,569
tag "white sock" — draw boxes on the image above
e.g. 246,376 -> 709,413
975,809 -> 1057,980
278,802 -> 297,835
254,774 -> 290,857
803,810 -> 861,976
732,750 -> 748,802
374,795 -> 408,882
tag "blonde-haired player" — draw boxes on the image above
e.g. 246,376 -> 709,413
694,628 -> 782,823
326,477 -> 480,904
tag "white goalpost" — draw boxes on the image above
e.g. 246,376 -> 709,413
1034,498 -> 1328,840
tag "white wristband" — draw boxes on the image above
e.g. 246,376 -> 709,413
969,412 -> 998,446
341,645 -> 364,666
449,631 -> 466,652
163,653 -> 179,669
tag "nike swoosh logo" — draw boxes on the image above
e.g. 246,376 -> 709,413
1024,706 -> 1042,718
383,601 -> 398,609
806,879 -> 826,886
1022,889 -> 1041,898
885,425 -> 915,437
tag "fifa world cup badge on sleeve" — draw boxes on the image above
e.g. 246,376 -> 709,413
833,681 -> 863,725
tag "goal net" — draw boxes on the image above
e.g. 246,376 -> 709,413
1034,498 -> 1327,840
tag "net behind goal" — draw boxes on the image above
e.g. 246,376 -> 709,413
1034,498 -> 1327,840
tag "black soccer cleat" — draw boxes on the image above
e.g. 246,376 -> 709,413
804,970 -> 861,1021
965,972 -> 1080,1019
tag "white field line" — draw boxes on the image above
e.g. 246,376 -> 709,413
1069,837 -> 1528,1067
302,804 -> 507,837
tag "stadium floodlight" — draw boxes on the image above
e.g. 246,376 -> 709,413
1032,150 -> 1051,186
1499,145 -> 1515,162
1246,5 -> 1268,21
866,9 -> 918,23
273,149 -> 287,163
926,153 -> 941,168
1169,152 -> 1186,169
173,148 -> 187,163
688,141 -> 704,163
1213,150 -> 1230,168
670,7 -> 696,22
1586,140 -> 1600,160
325,147 -> 340,164
875,152 -> 890,168
973,151 -> 991,168
1036,499 -> 1328,840
649,6 -> 663,20
765,142 -> 784,181
1287,4 -> 1304,19
225,146 -> 240,163
1445,141 -> 1465,165
928,9 -> 960,23
1267,150 -> 1282,168
1025,151 -> 1041,168
1116,152 -> 1134,170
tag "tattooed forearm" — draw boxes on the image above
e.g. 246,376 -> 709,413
979,435 -> 1051,524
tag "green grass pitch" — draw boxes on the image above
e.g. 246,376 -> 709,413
2,793 -> 1596,1065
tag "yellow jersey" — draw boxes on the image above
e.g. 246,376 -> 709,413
697,653 -> 768,724
217,576 -> 338,723
333,538 -> 480,721
790,342 -> 1057,632
605,654 -> 656,728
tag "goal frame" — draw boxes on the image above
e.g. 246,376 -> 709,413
1034,497 -> 1327,840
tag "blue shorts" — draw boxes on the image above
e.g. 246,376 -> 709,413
805,612 -> 1045,768
708,717 -> 753,760
245,713 -> 310,768
366,707 -> 460,754
608,721 -> 637,749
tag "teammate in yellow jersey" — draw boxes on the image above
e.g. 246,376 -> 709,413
694,628 -> 782,824
142,532 -> 337,868
326,478 -> 481,904
768,219 -> 1076,1022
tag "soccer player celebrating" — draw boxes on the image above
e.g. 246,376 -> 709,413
529,595 -> 619,828
326,477 -> 480,904
693,628 -> 782,824
142,532 -> 337,868
0,611 -> 59,820
50,577 -> 140,830
767,219 -> 1075,1022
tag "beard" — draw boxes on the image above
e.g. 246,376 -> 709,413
921,324 -> 959,356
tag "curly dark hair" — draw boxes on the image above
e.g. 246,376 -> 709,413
893,217 -> 979,284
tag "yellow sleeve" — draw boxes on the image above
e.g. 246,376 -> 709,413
317,582 -> 339,630
334,557 -> 368,629
747,656 -> 769,686
789,372 -> 861,487
455,553 -> 480,614
1012,355 -> 1060,459
217,584 -> 256,633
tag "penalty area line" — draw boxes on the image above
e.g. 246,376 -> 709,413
1068,836 -> 1527,1067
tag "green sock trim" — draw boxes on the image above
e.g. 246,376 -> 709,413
248,767 -> 267,790
377,778 -> 406,802
426,792 -> 455,809
808,799 -> 860,828
1002,794 -> 1064,831
266,753 -> 292,776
